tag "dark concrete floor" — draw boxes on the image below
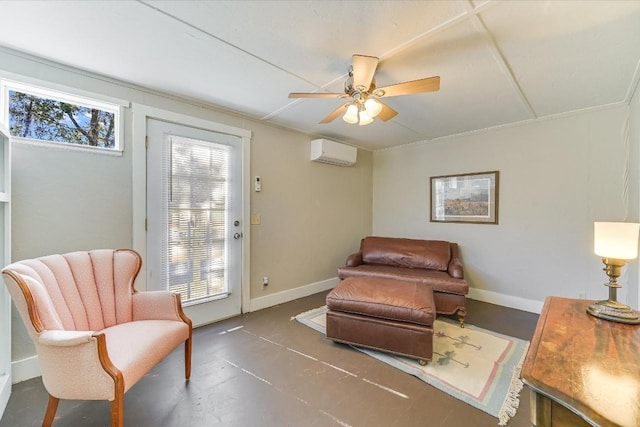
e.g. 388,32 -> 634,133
1,292 -> 539,427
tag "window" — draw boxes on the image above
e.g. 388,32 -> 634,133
2,81 -> 123,153
164,134 -> 232,304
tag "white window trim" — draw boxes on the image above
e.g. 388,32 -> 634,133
10,136 -> 124,157
1,78 -> 127,155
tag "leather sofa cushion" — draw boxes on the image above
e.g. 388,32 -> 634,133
326,277 -> 434,326
338,264 -> 468,296
361,237 -> 451,271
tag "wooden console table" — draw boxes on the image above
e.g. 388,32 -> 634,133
522,297 -> 640,427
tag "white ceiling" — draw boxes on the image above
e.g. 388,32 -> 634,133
0,1 -> 639,150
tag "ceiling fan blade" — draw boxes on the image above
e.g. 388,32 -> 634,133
376,76 -> 440,97
352,54 -> 379,91
289,92 -> 344,99
319,104 -> 348,124
377,102 -> 398,122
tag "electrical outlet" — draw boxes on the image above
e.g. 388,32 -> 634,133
263,276 -> 269,287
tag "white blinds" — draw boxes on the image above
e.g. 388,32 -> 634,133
161,134 -> 231,304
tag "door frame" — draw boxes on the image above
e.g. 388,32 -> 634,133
132,104 -> 251,314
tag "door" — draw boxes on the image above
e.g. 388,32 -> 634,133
146,118 -> 243,326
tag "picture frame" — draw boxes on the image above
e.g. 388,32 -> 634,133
430,171 -> 499,224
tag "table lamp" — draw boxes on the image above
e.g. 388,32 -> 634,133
586,221 -> 640,324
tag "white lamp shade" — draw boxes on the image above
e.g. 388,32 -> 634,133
358,109 -> 373,125
342,104 -> 359,124
594,222 -> 640,259
364,98 -> 383,118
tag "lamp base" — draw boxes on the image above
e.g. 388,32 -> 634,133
586,299 -> 640,324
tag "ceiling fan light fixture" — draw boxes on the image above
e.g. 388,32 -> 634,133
291,54 -> 439,126
358,108 -> 373,126
342,103 -> 359,124
364,98 -> 383,118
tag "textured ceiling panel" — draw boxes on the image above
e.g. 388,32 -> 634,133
0,1 -> 638,149
146,0 -> 470,86
373,19 -> 533,139
480,1 -> 640,116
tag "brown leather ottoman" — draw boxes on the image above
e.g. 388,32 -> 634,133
326,276 -> 434,364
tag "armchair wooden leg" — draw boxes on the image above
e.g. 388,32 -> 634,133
110,392 -> 124,427
185,337 -> 192,380
43,394 -> 59,427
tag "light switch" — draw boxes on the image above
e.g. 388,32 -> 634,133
251,213 -> 261,225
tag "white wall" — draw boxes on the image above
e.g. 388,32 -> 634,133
373,106 -> 638,312
249,122 -> 372,304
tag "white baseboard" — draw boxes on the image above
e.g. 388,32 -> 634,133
468,287 -> 543,314
11,355 -> 40,384
249,277 -> 339,312
0,373 -> 10,419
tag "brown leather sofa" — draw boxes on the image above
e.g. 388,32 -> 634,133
338,236 -> 469,325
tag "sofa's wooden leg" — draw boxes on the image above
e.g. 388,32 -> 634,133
185,337 -> 192,380
110,392 -> 124,427
43,394 -> 59,427
458,308 -> 467,328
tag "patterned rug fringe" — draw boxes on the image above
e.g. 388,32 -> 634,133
498,341 -> 530,425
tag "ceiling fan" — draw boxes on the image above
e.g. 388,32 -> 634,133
289,54 -> 440,126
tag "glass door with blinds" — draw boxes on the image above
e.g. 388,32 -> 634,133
146,119 -> 243,326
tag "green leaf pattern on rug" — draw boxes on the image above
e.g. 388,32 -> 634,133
435,330 -> 482,350
435,350 -> 470,368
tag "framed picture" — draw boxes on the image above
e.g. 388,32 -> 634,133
430,171 -> 499,224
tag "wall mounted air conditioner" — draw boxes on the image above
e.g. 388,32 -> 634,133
310,139 -> 357,167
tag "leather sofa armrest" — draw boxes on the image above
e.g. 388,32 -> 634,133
345,252 -> 363,267
448,243 -> 465,279
448,258 -> 464,279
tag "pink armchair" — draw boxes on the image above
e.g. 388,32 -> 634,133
2,249 -> 192,426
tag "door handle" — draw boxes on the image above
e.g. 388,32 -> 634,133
233,232 -> 243,240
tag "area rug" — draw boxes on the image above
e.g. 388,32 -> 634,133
295,306 -> 529,425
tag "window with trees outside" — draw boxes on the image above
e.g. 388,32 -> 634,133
2,81 -> 122,153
